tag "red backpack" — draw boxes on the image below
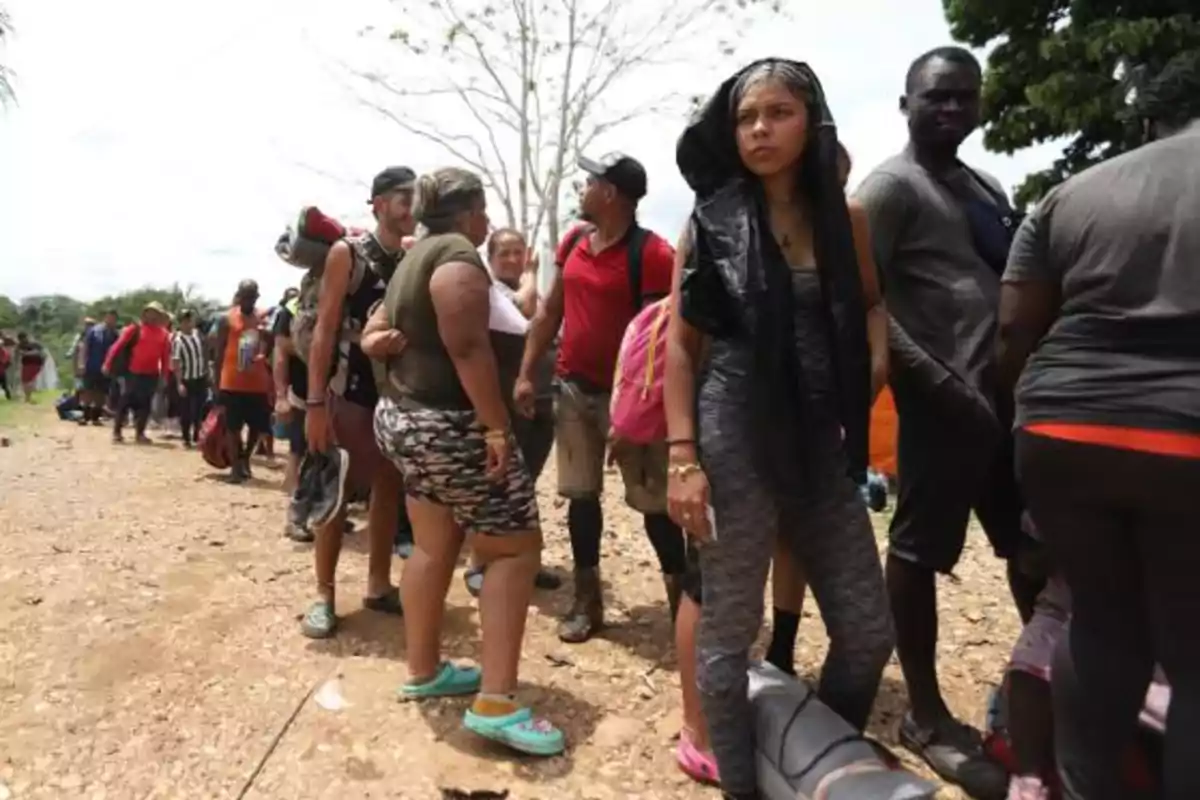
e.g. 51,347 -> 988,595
199,406 -> 233,469
609,297 -> 671,444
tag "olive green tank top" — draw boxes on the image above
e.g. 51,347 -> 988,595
382,233 -> 487,410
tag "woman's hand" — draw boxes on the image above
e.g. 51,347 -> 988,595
306,403 -> 332,453
666,443 -> 712,541
483,430 -> 511,482
362,329 -> 408,358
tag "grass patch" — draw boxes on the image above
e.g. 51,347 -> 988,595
0,390 -> 60,431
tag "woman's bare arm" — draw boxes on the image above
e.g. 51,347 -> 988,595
513,267 -> 540,319
848,199 -> 888,400
430,261 -> 510,432
359,303 -> 394,358
663,224 -> 708,456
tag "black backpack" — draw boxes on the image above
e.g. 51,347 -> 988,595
109,324 -> 141,377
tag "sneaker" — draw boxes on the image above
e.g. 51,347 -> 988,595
299,447 -> 349,530
464,567 -> 484,597
394,521 -> 414,559
899,714 -> 1008,800
285,520 -> 314,543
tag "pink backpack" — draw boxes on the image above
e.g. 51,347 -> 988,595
610,297 -> 671,444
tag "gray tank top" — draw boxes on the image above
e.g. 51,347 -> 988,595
789,268 -> 839,431
698,266 -> 842,458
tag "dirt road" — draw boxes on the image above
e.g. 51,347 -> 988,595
0,410 -> 1020,798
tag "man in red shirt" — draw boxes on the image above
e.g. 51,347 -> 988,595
515,152 -> 685,643
103,301 -> 172,444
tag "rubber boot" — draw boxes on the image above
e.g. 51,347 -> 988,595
558,567 -> 603,643
663,573 -> 684,621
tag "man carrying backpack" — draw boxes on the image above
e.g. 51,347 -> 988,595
79,310 -> 120,425
103,302 -> 172,443
514,152 -> 685,643
298,166 -> 415,639
212,280 -> 273,482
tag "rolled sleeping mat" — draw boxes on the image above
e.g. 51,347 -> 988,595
274,229 -> 294,263
287,233 -> 333,271
749,662 -> 940,800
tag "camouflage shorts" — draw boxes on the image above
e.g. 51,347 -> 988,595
374,397 -> 539,536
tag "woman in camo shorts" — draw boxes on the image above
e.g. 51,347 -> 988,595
365,166 -> 564,758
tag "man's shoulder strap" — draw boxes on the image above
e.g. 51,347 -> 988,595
559,224 -> 593,268
626,225 -> 649,311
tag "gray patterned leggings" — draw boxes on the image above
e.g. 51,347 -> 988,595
696,424 -> 895,794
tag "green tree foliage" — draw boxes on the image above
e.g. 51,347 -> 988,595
944,1 -> 1200,208
0,285 -> 220,387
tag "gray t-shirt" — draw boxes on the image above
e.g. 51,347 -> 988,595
854,150 -> 1011,401
1003,122 -> 1200,434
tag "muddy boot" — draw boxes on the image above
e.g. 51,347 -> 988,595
663,573 -> 684,621
558,567 -> 603,643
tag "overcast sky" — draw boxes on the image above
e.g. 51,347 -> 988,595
0,0 -> 1061,305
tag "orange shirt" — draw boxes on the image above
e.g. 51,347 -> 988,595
219,308 -> 270,394
1025,423 -> 1200,460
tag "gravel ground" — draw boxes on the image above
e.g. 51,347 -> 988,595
0,409 -> 1021,799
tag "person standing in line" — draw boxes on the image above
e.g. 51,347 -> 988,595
15,332 -> 46,402
665,59 -> 893,800
514,152 -> 686,643
299,166 -> 415,639
0,336 -> 12,400
998,51 -> 1200,800
102,303 -> 172,443
171,309 -> 209,449
68,317 -> 95,389
853,46 -> 1039,795
367,167 -> 564,756
271,288 -> 314,541
461,228 -> 561,596
212,281 -> 273,482
78,310 -> 120,425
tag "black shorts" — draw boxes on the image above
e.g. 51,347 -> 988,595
82,374 -> 111,394
887,404 -> 1024,573
220,391 -> 271,435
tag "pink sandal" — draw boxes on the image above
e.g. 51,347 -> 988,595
676,732 -> 720,785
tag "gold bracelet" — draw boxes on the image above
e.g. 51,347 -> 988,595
483,428 -> 509,443
668,462 -> 702,480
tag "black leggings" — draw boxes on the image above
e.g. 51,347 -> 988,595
1017,430 -> 1200,800
115,375 -> 158,437
568,499 -> 686,575
178,377 -> 209,443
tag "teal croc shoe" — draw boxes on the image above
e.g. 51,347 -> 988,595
463,706 -> 565,756
398,661 -> 482,701
300,600 -> 337,639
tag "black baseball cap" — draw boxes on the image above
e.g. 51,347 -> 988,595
578,152 -> 647,201
369,166 -> 417,202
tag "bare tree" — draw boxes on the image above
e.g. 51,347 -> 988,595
0,5 -> 14,106
350,0 -> 782,248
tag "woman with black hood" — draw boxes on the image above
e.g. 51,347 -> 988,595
664,59 -> 894,799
